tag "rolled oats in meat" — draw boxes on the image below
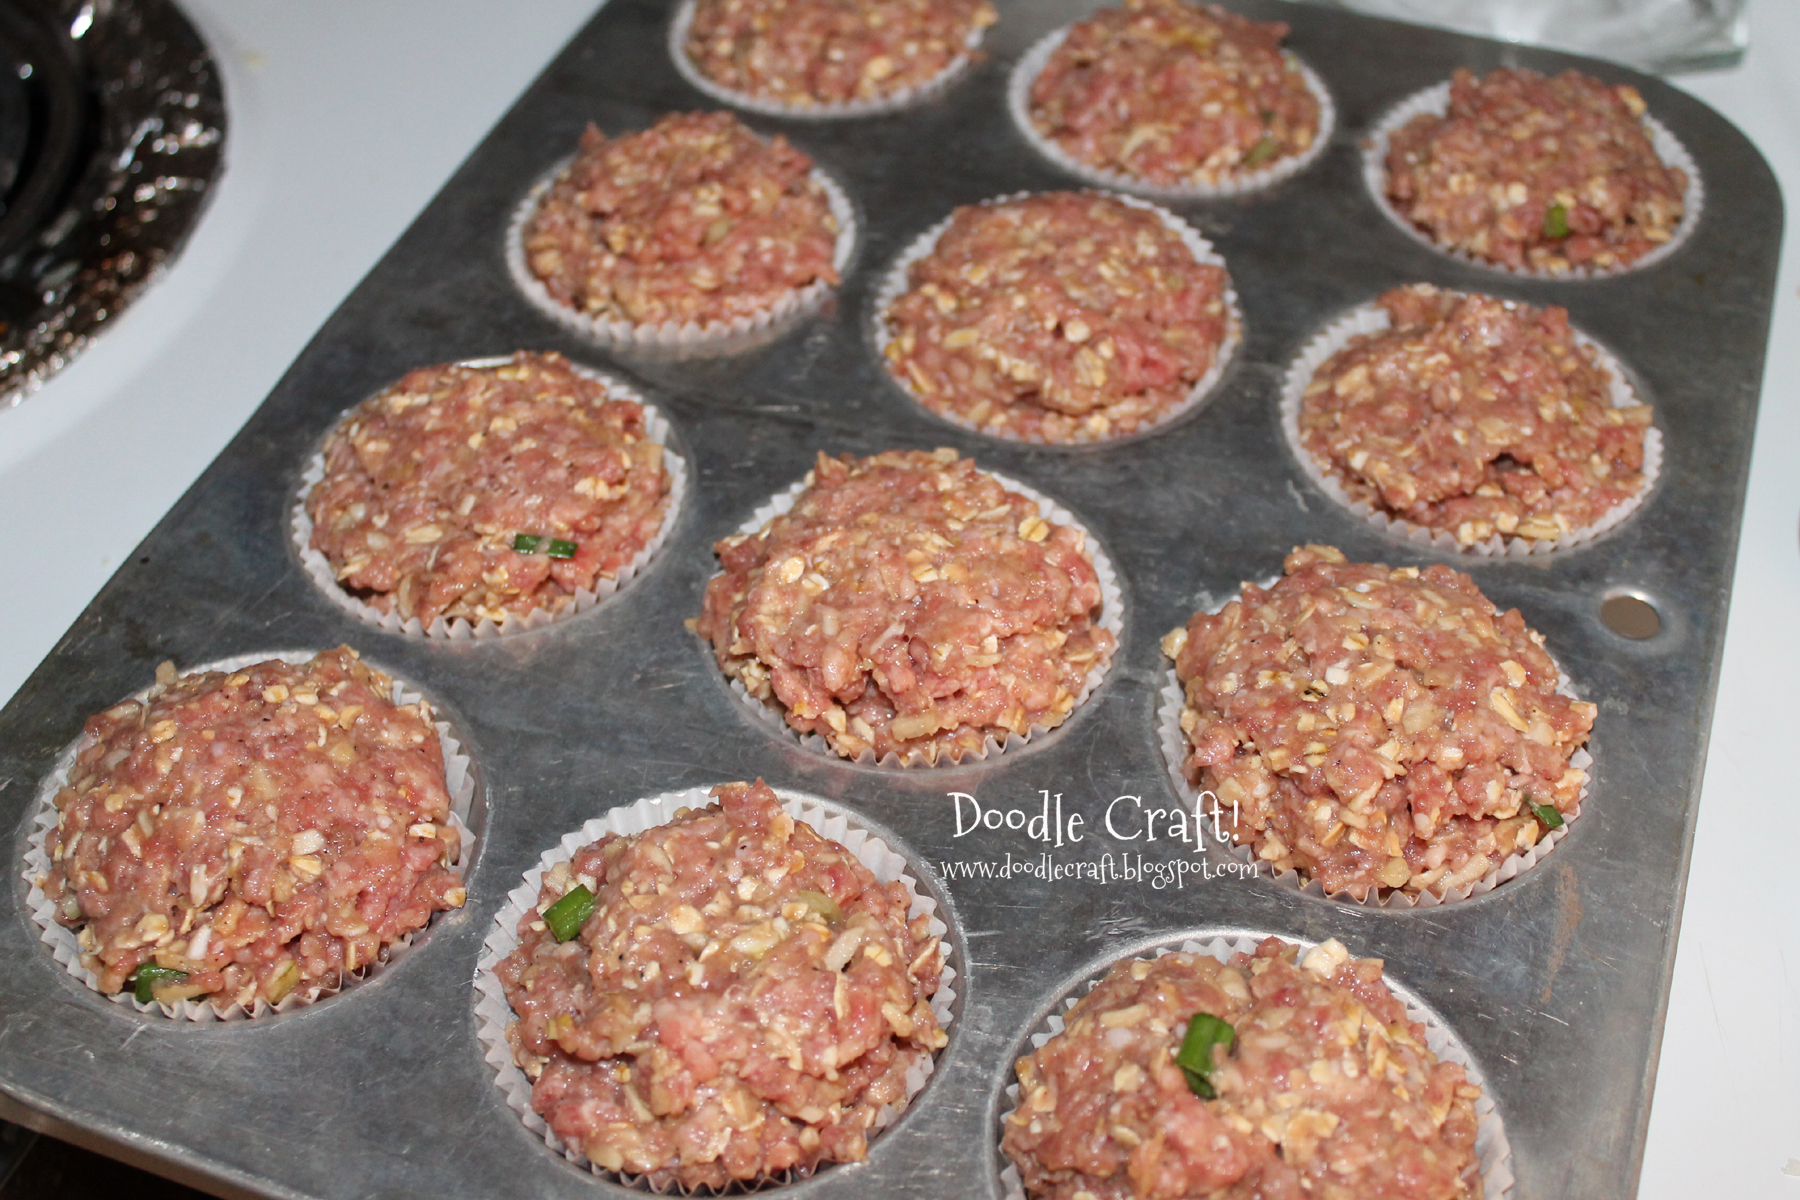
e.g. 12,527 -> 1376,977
1385,68 -> 1687,273
306,351 -> 671,628
1165,545 -> 1594,900
496,780 -> 946,1189
522,111 -> 841,328
1299,284 -> 1652,548
1004,937 -> 1484,1200
1028,0 -> 1321,188
683,0 -> 996,108
37,647 -> 465,1010
696,449 -> 1116,764
882,192 -> 1234,443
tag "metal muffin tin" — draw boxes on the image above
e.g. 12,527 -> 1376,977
0,1 -> 1780,1197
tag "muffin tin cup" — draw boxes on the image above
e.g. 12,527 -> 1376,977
869,190 -> 1244,445
995,931 -> 1514,1200
291,359 -> 690,639
707,468 -> 1125,767
1364,79 -> 1704,279
1154,574 -> 1591,909
20,650 -> 478,1022
667,0 -> 990,120
1006,25 -> 1336,201
473,784 -> 959,1191
1279,298 -> 1662,556
506,154 -> 857,351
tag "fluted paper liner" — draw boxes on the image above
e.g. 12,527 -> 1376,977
507,155 -> 857,349
708,468 -> 1124,766
997,932 -> 1513,1200
871,190 -> 1243,444
1280,298 -> 1661,556
22,649 -> 477,1022
668,0 -> 989,119
292,358 -> 688,639
474,785 -> 958,1192
1363,79 -> 1703,279
1007,26 -> 1335,200
1155,585 -> 1591,909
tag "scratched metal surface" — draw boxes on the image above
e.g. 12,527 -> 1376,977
0,1 -> 1780,1197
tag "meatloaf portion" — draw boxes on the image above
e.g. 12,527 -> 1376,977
1028,0 -> 1320,187
1299,284 -> 1652,547
883,192 -> 1233,442
696,449 -> 1115,763
497,780 -> 947,1189
1004,937 -> 1484,1200
523,111 -> 840,328
306,351 -> 671,628
39,647 -> 465,1009
1385,67 -> 1686,273
1165,545 -> 1593,899
684,0 -> 996,107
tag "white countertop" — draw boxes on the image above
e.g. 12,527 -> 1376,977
0,1 -> 1792,1194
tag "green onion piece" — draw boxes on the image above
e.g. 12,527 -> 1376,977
1543,202 -> 1570,239
130,964 -> 188,1004
546,538 -> 577,560
1529,798 -> 1566,829
796,890 -> 843,924
543,884 -> 595,943
513,533 -> 543,554
1243,134 -> 1280,168
1174,1011 -> 1235,1099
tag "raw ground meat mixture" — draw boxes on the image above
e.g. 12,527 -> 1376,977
1299,284 -> 1652,547
39,647 -> 465,1009
1028,0 -> 1321,187
306,351 -> 671,628
523,111 -> 841,327
1165,545 -> 1594,900
883,191 -> 1233,442
695,449 -> 1115,763
1384,67 -> 1687,273
496,780 -> 946,1189
685,0 -> 997,107
1004,937 -> 1484,1200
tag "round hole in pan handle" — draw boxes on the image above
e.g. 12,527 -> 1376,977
1600,593 -> 1662,640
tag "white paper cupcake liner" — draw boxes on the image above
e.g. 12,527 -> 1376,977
870,190 -> 1243,445
506,152 -> 857,350
473,784 -> 958,1191
1363,79 -> 1704,279
668,0 -> 989,120
292,358 -> 688,639
1156,609 -> 1590,908
21,649 -> 478,1023
997,931 -> 1513,1200
708,467 -> 1124,767
1006,26 -> 1336,200
1280,298 -> 1662,557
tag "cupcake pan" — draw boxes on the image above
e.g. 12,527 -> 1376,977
0,1 -> 1779,1198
